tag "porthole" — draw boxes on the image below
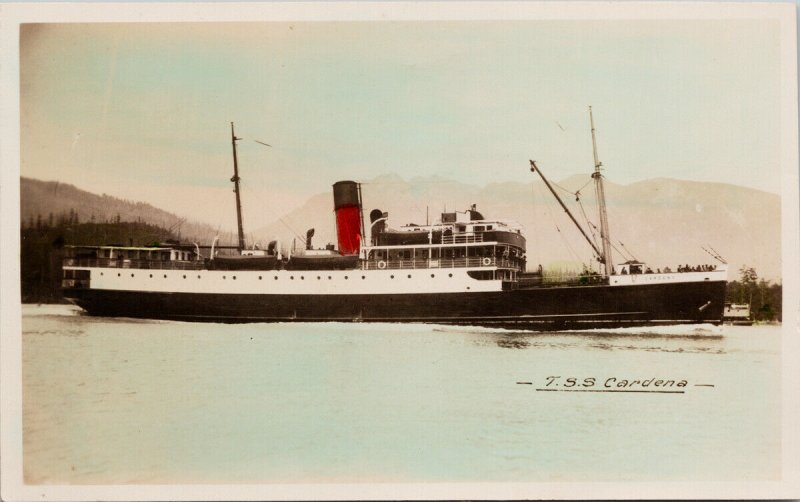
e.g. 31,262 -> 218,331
274,276 -> 278,280
183,275 -> 186,279
233,276 -> 237,280
301,276 -> 304,280
431,274 -> 435,278
163,274 -> 167,278
344,276 -> 348,280
317,276 -> 321,280
149,274 -> 152,278
131,273 -> 135,277
223,275 -> 226,280
361,275 -> 365,279
328,276 -> 332,280
117,273 -> 121,277
197,275 -> 201,279
259,276 -> 262,280
390,275 -> 395,279
100,272 -> 104,276
407,274 -> 411,279
448,273 -> 453,278
290,276 -> 294,280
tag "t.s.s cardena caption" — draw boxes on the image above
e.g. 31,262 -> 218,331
516,376 -> 715,394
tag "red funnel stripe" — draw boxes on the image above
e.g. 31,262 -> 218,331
336,205 -> 362,255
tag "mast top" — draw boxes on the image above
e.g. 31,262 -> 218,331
589,106 -> 602,173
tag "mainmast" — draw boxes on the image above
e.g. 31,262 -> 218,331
230,122 -> 246,252
589,107 -> 613,275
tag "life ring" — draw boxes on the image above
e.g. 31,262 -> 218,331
482,257 -> 492,266
377,260 -> 387,270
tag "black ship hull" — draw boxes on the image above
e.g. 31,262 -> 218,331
64,280 -> 726,331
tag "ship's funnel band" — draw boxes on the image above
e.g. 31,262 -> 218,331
332,181 -> 363,256
333,181 -> 360,210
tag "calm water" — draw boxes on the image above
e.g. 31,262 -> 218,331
22,304 -> 781,484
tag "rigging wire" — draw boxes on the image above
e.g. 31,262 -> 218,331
550,176 -> 593,198
535,179 -> 587,268
237,172 -> 307,245
586,220 -> 636,263
617,240 -> 639,262
575,193 -> 599,249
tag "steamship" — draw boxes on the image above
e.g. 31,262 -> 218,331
61,112 -> 728,330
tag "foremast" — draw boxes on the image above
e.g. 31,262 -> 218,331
589,106 -> 613,275
230,122 -> 246,251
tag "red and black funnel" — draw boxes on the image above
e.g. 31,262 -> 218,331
332,181 -> 363,256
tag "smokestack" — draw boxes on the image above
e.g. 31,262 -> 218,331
332,181 -> 363,256
306,228 -> 315,250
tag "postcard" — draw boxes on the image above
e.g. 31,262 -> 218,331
1,2 -> 798,500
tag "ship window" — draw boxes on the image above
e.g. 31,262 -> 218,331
274,276 -> 278,280
487,225 -> 493,230
448,273 -> 453,277
117,273 -> 121,277
407,274 -> 411,278
290,276 -> 294,280
431,274 -> 435,278
300,276 -> 304,280
100,272 -> 103,276
474,226 -> 485,232
182,275 -> 186,279
258,276 -> 262,280
361,275 -> 365,279
163,274 -> 167,278
317,276 -> 321,280
328,276 -> 332,280
233,276 -> 237,280
390,275 -> 395,279
223,276 -> 226,279
149,274 -> 152,278
344,276 -> 348,280
198,275 -> 201,279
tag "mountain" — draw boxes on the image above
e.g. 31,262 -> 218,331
20,174 -> 782,281
252,174 -> 782,281
20,177 -> 227,244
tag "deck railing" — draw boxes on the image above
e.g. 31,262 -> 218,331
63,258 -> 204,270
363,256 -> 521,270
440,233 -> 484,244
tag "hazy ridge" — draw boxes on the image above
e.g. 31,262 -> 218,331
20,175 -> 781,280
253,174 -> 781,280
21,177 -> 227,244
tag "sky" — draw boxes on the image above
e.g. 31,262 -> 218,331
20,19 -> 783,232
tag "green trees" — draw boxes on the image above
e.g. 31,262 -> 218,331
725,266 -> 782,322
20,211 -> 180,303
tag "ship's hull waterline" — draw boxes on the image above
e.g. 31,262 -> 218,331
64,280 -> 727,331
